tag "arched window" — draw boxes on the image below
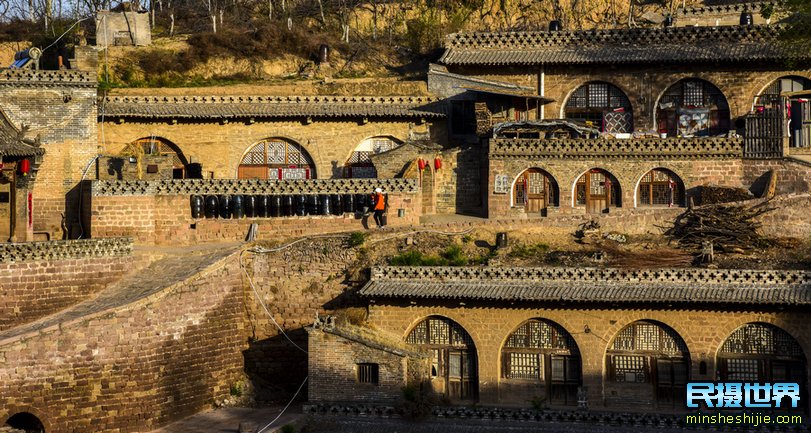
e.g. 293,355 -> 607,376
406,316 -> 477,401
5,412 -> 45,433
238,138 -> 315,179
606,321 -> 689,408
565,82 -> 633,133
756,76 -> 811,109
513,168 -> 559,213
125,137 -> 189,179
718,323 -> 806,393
344,136 -> 402,178
657,79 -> 730,137
637,168 -> 685,207
501,319 -> 581,406
575,169 -> 621,213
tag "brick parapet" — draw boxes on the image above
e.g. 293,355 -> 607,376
91,178 -> 420,196
0,69 -> 96,88
0,237 -> 132,263
370,266 -> 810,287
488,137 -> 743,159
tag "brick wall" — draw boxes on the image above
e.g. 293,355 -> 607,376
88,192 -> 421,245
100,119 -> 440,181
366,304 -> 811,411
0,252 -> 247,433
0,256 -> 131,331
307,327 -> 427,404
0,70 -> 97,240
743,158 -> 811,196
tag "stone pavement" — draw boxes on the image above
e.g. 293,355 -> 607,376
145,405 -> 303,433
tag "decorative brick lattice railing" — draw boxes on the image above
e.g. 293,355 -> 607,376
91,178 -> 420,196
0,69 -> 96,87
0,238 -> 133,263
371,266 -> 810,287
488,137 -> 743,159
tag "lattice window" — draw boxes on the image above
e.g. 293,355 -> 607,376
756,76 -> 811,108
406,316 -> 474,348
505,320 -> 574,351
565,82 -> 632,132
683,81 -> 704,106
528,172 -> 545,194
505,353 -> 542,380
267,141 -> 285,164
612,355 -> 648,383
590,171 -> 606,195
133,137 -> 187,170
720,323 -> 803,358
638,169 -> 683,207
726,358 -> 759,382
612,322 -> 687,354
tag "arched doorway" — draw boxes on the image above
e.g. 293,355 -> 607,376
574,169 -> 621,214
406,316 -> 478,401
657,78 -> 730,137
127,137 -> 189,179
344,136 -> 402,178
501,319 -> 581,406
565,81 -> 633,133
718,323 -> 806,405
756,76 -> 811,110
636,168 -> 685,207
238,138 -> 315,179
606,320 -> 689,409
513,168 -> 559,214
5,412 -> 45,432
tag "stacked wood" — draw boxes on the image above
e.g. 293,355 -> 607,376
693,185 -> 753,205
665,201 -> 775,252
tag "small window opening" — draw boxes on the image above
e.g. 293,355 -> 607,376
357,363 -> 379,384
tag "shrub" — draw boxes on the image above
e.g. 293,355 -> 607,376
508,243 -> 550,259
348,231 -> 367,247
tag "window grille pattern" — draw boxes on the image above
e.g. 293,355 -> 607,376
406,317 -> 474,348
657,79 -> 729,137
505,320 -> 574,351
575,170 -> 621,206
725,358 -> 759,382
611,321 -> 687,354
238,139 -> 314,179
505,353 -> 542,380
720,323 -> 804,358
565,82 -> 633,133
612,355 -> 648,383
638,169 -> 684,207
756,76 -> 811,108
357,363 -> 379,384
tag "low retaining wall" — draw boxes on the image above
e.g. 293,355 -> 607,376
87,179 -> 422,245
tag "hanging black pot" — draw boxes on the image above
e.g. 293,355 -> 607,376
343,194 -> 355,214
257,195 -> 269,218
244,195 -> 256,218
320,194 -> 331,215
740,11 -> 753,26
218,195 -> 232,219
232,195 -> 245,219
331,194 -> 343,215
295,195 -> 307,216
204,195 -> 218,219
190,195 -> 204,219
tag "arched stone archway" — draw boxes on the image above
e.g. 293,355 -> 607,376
605,320 -> 689,409
500,318 -> 581,406
564,81 -> 633,133
756,75 -> 811,109
636,168 -> 685,208
5,412 -> 45,433
237,138 -> 316,179
717,323 -> 807,405
406,315 -> 478,402
125,137 -> 190,179
656,78 -> 730,137
574,168 -> 621,214
512,168 -> 559,214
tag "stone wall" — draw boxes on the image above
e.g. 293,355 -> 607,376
99,118 -> 444,181
0,251 -> 247,433
743,158 -> 811,195
0,70 -> 98,240
366,304 -> 810,410
86,180 -> 422,245
447,64 -> 811,132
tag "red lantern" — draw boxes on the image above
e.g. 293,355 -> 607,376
434,157 -> 442,170
18,159 -> 30,176
417,158 -> 426,171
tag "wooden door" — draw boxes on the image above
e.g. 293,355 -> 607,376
238,165 -> 268,179
655,358 -> 688,408
515,169 -> 547,214
447,350 -> 476,401
586,171 -> 609,214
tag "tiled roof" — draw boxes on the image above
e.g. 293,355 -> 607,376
439,24 -> 809,66
359,266 -> 811,306
100,95 -> 446,120
0,112 -> 44,158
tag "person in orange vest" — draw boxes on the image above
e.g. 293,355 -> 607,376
371,187 -> 386,228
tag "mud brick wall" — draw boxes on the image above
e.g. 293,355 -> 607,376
88,192 -> 421,245
742,158 -> 811,196
366,304 -> 811,411
0,253 -> 248,433
0,70 -> 98,240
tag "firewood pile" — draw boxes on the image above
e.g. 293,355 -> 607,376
693,185 -> 753,205
665,201 -> 775,252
